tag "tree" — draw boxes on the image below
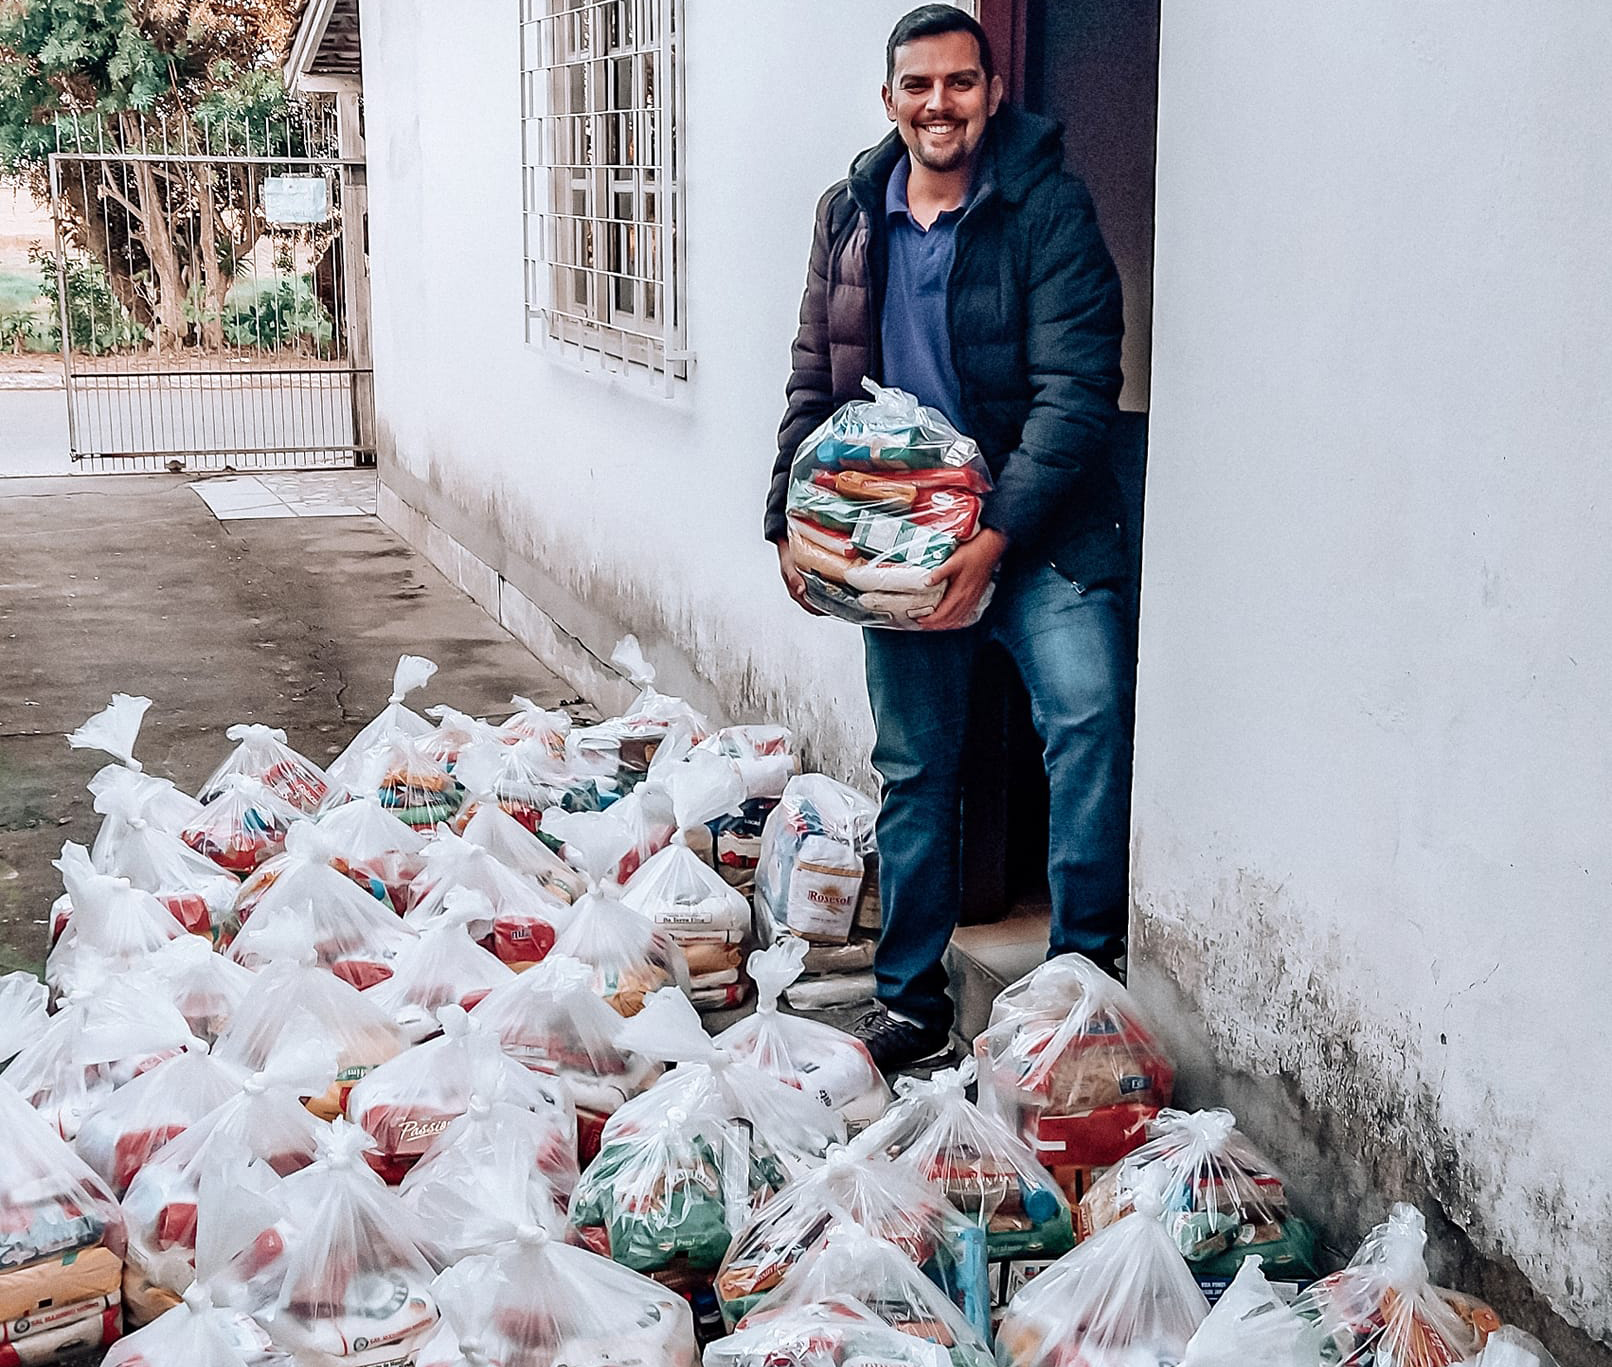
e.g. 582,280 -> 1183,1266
0,0 -> 308,352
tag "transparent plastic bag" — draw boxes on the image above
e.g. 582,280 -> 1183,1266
694,725 -> 799,800
45,842 -> 191,1000
347,732 -> 467,831
1294,1204 -> 1496,1367
213,955 -> 408,1120
0,972 -> 49,1065
145,934 -> 256,1046
452,737 -> 597,837
405,827 -> 574,969
1080,1109 -> 1319,1281
995,1181 -> 1210,1367
4,973 -> 197,1139
496,696 -> 573,757
452,797 -> 587,904
102,1282 -> 293,1367
1180,1256 -> 1324,1367
469,953 -> 663,1161
325,654 -> 441,793
200,722 -> 331,814
754,774 -> 878,945
874,1058 -> 1075,1262
316,793 -> 431,913
622,836 -> 751,988
975,954 -> 1175,1181
714,1144 -> 985,1332
181,775 -> 306,876
542,784 -> 676,884
717,1221 -> 994,1366
0,1074 -> 126,1271
88,778 -> 239,939
1462,1328 -> 1561,1367
399,1098 -> 570,1265
212,1119 -> 443,1364
430,1222 -> 699,1367
611,635 -> 713,747
715,939 -> 888,1128
347,1005 -> 577,1186
786,380 -> 996,630
120,1048 -> 332,1298
363,891 -> 516,1043
228,829 -> 420,991
418,706 -> 501,771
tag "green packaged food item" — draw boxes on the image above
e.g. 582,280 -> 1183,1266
850,512 -> 958,568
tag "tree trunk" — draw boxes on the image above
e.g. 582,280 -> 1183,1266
123,153 -> 188,353
196,166 -> 228,351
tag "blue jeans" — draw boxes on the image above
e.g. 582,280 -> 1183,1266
863,560 -> 1133,1031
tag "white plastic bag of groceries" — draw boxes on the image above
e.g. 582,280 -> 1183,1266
715,938 -> 887,1129
1180,1256 -> 1324,1367
0,971 -> 49,1064
453,796 -> 587,903
427,1222 -> 698,1367
69,693 -> 204,835
753,774 -> 877,946
315,792 -> 431,913
994,1177 -> 1209,1367
325,653 -> 440,792
786,380 -> 996,630
497,695 -> 573,755
145,934 -> 256,1046
199,722 -> 331,814
102,1282 -> 293,1367
46,843 -> 189,999
452,737 -> 592,836
1462,1328 -> 1564,1367
417,706 -> 500,771
363,891 -> 516,1043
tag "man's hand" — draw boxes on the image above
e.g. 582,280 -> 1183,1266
921,527 -> 1009,630
776,538 -> 827,616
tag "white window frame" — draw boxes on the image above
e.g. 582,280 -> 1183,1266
520,0 -> 690,389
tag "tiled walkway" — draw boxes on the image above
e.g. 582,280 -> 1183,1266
190,470 -> 379,520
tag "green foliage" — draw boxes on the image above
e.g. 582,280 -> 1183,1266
222,275 -> 332,355
0,308 -> 31,352
29,241 -> 143,353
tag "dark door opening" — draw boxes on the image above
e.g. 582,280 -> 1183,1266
958,0 -> 1159,926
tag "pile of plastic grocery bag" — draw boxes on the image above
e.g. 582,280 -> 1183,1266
0,652 -> 1564,1367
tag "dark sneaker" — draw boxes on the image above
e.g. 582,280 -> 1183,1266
852,1002 -> 954,1075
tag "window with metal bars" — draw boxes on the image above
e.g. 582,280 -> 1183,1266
520,0 -> 687,384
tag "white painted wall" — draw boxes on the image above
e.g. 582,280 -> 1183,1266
1136,1 -> 1612,1350
358,0 -> 940,784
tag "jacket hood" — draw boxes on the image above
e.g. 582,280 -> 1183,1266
846,104 -> 1067,214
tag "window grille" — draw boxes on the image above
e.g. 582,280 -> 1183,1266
520,0 -> 688,384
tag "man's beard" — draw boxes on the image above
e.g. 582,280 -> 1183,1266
909,138 -> 970,173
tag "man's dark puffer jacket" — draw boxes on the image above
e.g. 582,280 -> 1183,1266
767,104 -> 1127,589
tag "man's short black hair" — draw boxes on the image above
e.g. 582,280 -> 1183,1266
886,4 -> 996,86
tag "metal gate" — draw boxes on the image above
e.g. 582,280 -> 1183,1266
47,102 -> 372,472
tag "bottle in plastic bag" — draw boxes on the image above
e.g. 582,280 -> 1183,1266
363,891 -> 517,1043
427,1221 -> 699,1366
1179,1256 -> 1324,1367
714,1143 -> 986,1332
786,379 -> 997,630
399,1097 -> 570,1266
469,952 -> 663,1162
405,827 -> 575,969
714,939 -> 889,1128
315,793 -> 431,913
181,775 -> 306,876
975,954 -> 1175,1192
713,1221 -> 995,1366
753,775 -> 878,946
995,1177 -> 1210,1367
1079,1109 -> 1319,1286
347,1005 -> 577,1186
199,722 -> 331,814
324,654 -> 441,793
1293,1204 -> 1498,1367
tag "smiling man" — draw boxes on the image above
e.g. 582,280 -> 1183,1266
766,5 -> 1131,1071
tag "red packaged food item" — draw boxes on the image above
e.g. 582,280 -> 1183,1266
975,954 -> 1175,1176
347,1005 -> 576,1185
181,776 -> 304,877
199,723 -> 331,815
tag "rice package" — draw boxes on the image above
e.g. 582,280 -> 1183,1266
976,954 -> 1175,1183
398,1099 -> 570,1265
1293,1204 -> 1499,1367
753,774 -> 877,946
714,939 -> 888,1129
181,775 -> 304,876
785,380 -> 996,629
713,1222 -> 994,1367
426,1222 -> 698,1367
363,892 -> 516,1043
405,829 -> 574,970
347,1006 -> 577,1185
212,1120 -> 442,1365
714,1144 -> 986,1331
1079,1109 -> 1319,1286
470,953 -> 663,1161
145,934 -> 256,1046
324,654 -> 440,794
994,1182 -> 1210,1367
316,794 -> 431,913
213,956 -> 408,1120
199,722 -> 330,814
1179,1257 -> 1324,1367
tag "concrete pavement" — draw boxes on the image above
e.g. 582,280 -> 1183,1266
0,475 -> 578,974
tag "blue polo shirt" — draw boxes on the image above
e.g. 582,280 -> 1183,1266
881,156 -> 980,429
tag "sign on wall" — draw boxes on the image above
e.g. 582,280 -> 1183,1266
263,175 -> 330,224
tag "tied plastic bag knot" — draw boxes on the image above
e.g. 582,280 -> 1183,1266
747,936 -> 810,1014
826,1145 -> 855,1172
440,886 -> 496,933
319,1116 -> 379,1170
437,1003 -> 474,1038
534,952 -> 598,998
180,1283 -> 211,1314
515,1222 -> 551,1249
389,653 -> 438,704
666,1106 -> 689,1127
465,1093 -> 495,1121
225,722 -> 288,744
1379,1201 -> 1430,1286
67,692 -> 153,769
460,1339 -> 492,1367
1131,1164 -> 1174,1221
1166,1107 -> 1238,1154
611,634 -> 657,688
